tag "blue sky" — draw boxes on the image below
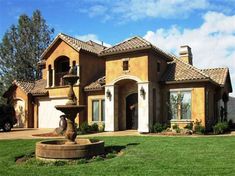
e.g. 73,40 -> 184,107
0,0 -> 235,96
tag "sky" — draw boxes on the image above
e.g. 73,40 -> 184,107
0,0 -> 235,96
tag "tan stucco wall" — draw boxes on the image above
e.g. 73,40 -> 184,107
105,52 -> 149,84
44,40 -> 79,69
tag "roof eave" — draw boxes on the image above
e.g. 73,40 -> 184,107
162,78 -> 219,85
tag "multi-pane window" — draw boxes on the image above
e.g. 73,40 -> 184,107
169,90 -> 191,120
92,100 -> 99,121
92,99 -> 105,122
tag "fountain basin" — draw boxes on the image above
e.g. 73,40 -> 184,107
55,105 -> 85,114
35,139 -> 104,160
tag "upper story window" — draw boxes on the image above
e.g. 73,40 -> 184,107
157,62 -> 161,73
54,56 -> 70,86
169,90 -> 192,120
122,58 -> 129,71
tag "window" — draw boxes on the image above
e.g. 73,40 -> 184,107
169,90 -> 191,120
92,100 -> 99,121
91,99 -> 105,122
123,60 -> 129,71
157,62 -> 161,72
101,100 -> 105,121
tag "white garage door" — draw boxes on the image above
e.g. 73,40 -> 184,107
38,98 -> 68,128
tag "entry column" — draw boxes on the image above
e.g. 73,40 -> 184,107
105,85 -> 119,131
138,82 -> 150,133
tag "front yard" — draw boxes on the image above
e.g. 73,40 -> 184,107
0,136 -> 235,176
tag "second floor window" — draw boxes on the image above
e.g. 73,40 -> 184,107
123,60 -> 129,71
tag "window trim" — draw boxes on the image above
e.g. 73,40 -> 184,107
91,98 -> 105,122
122,58 -> 130,72
92,99 -> 100,122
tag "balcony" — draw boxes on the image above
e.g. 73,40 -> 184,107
55,72 -> 69,86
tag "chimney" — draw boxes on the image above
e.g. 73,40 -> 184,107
179,45 -> 193,65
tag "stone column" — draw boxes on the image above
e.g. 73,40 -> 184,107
46,70 -> 50,88
76,64 -> 80,85
52,68 -> 55,87
105,85 -> 118,131
138,82 -> 150,133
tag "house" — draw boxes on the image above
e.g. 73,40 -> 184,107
3,33 -> 233,132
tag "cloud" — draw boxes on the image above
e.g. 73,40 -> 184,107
75,34 -> 111,47
78,0 -> 234,22
143,11 -> 235,96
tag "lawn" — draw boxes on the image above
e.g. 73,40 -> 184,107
0,136 -> 235,176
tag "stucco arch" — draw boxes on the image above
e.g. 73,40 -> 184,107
110,75 -> 142,85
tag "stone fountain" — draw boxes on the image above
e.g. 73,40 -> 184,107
35,67 -> 104,160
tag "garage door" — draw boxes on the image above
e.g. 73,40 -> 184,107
38,98 -> 68,128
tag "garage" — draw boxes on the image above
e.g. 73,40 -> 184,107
38,98 -> 68,128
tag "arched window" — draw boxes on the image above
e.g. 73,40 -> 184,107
54,56 -> 70,86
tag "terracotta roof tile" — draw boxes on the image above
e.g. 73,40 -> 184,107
30,79 -> 48,95
100,36 -> 173,60
41,33 -> 107,59
162,58 -> 210,82
201,68 -> 228,86
84,76 -> 105,91
13,79 -> 48,96
13,80 -> 35,93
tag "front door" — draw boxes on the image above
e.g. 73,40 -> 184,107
126,93 -> 138,129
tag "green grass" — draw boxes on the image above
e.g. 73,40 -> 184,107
0,136 -> 235,176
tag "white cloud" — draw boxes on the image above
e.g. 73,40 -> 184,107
75,34 -> 111,47
78,0 -> 235,22
144,11 -> 235,96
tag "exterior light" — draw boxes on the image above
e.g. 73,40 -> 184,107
106,89 -> 111,100
140,86 -> 145,98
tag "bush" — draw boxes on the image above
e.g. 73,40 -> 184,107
79,122 -> 91,134
99,123 -> 105,132
90,123 -> 99,132
184,123 -> 193,130
213,122 -> 229,134
228,119 -> 234,129
172,124 -> 179,130
152,123 -> 168,133
194,119 -> 205,134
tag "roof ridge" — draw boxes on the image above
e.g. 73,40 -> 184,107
173,57 -> 210,79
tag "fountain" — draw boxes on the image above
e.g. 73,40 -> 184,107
35,67 -> 104,160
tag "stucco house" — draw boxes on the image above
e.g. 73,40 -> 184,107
3,33 -> 233,133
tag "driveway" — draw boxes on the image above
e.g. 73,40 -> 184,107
0,128 -> 56,140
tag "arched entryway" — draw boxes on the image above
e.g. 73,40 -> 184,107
126,93 -> 138,129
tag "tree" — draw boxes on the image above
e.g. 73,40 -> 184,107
0,10 -> 54,103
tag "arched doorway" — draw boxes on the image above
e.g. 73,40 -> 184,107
126,93 -> 138,129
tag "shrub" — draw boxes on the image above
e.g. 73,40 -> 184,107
90,123 -> 99,132
79,122 -> 91,134
172,124 -> 179,130
184,123 -> 193,130
194,119 -> 205,134
152,123 -> 168,133
213,122 -> 229,134
99,123 -> 105,132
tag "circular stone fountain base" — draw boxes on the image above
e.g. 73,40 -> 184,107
35,139 -> 104,160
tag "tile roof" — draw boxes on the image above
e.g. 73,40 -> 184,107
30,79 -> 48,95
162,58 -> 210,82
40,33 -> 107,59
13,79 -> 48,96
99,36 -> 173,60
84,76 -> 105,91
201,68 -> 228,86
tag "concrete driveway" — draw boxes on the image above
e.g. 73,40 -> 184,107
0,128 -> 56,140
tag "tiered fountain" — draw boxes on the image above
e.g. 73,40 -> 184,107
35,67 -> 104,160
